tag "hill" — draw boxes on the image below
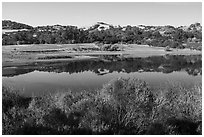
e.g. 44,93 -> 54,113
2,20 -> 33,30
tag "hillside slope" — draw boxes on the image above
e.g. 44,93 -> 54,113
2,20 -> 33,30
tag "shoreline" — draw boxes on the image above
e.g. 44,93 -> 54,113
2,44 -> 202,68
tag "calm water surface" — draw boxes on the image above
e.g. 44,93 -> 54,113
2,55 -> 202,96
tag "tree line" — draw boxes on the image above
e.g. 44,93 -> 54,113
2,21 -> 202,50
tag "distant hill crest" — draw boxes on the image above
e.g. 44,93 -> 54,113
2,20 -> 202,32
2,20 -> 33,30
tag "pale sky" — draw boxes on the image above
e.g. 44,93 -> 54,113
2,2 -> 202,27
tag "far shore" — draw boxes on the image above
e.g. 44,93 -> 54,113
2,43 -> 202,68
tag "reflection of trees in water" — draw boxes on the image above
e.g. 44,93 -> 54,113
3,55 -> 202,77
2,68 -> 34,77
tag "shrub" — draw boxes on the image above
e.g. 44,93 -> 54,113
85,77 -> 155,134
150,82 -> 202,135
2,86 -> 31,112
26,90 -> 95,134
2,106 -> 30,135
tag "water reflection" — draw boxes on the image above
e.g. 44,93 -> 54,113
2,55 -> 202,97
3,55 -> 202,77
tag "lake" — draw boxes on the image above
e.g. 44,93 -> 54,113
2,54 -> 202,97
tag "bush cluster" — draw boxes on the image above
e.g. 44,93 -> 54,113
2,77 -> 202,135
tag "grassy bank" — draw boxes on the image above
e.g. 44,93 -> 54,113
2,77 -> 202,135
2,44 -> 202,68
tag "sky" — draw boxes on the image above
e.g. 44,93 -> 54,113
2,2 -> 202,27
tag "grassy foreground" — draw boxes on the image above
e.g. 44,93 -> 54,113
2,77 -> 202,135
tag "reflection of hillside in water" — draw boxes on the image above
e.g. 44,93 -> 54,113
3,55 -> 202,77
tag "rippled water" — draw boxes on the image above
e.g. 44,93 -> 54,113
2,55 -> 202,96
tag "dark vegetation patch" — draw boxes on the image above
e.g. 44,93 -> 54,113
186,42 -> 202,51
2,77 -> 202,135
38,55 -> 73,60
2,20 -> 33,30
20,49 -> 64,53
2,86 -> 32,112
